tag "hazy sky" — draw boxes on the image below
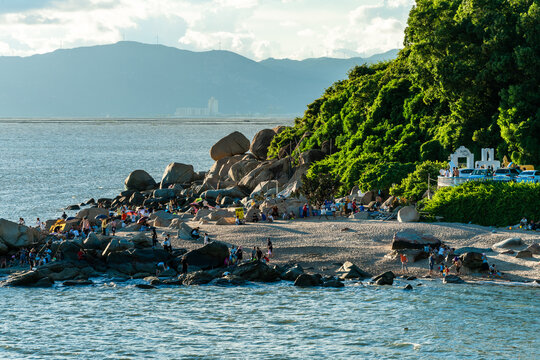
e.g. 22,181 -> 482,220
0,0 -> 415,60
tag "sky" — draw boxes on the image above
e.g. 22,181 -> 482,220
0,0 -> 415,60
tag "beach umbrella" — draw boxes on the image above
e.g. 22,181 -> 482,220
95,214 -> 108,220
126,211 -> 137,215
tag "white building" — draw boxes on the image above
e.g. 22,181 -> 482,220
175,97 -> 219,117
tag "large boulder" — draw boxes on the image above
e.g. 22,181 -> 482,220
83,232 -> 102,250
526,243 -> 540,255
250,180 -> 280,198
130,233 -> 152,248
443,275 -> 465,284
102,238 -> 134,257
75,207 -> 109,221
2,270 -> 52,287
201,186 -> 247,201
210,274 -> 248,286
250,129 -> 276,160
349,212 -> 369,220
238,159 -> 292,191
397,206 -> 420,223
298,149 -> 325,166
180,270 -> 217,285
391,230 -> 441,250
210,131 -> 250,161
228,159 -> 259,182
160,162 -> 195,188
0,218 -> 41,253
460,252 -> 487,271
182,241 -> 230,269
516,250 -> 533,259
372,271 -> 395,285
38,261 -> 83,281
336,261 -> 372,280
293,273 -> 323,287
124,170 -> 157,191
493,238 -> 524,248
232,261 -> 280,282
280,264 -> 304,281
178,222 -> 195,240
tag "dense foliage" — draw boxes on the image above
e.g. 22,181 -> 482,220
423,182 -> 540,227
269,0 -> 540,194
390,161 -> 446,202
298,173 -> 341,207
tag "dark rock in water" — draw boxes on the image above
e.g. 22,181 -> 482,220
209,275 -> 248,286
516,250 -> 533,259
392,230 -> 441,250
135,284 -> 156,289
460,252 -> 488,271
63,279 -> 93,286
66,204 -> 80,210
38,261 -> 83,281
280,264 -> 304,281
336,261 -> 372,280
144,276 -> 163,286
406,276 -> 417,281
404,284 -> 413,290
125,170 -> 157,191
182,241 -> 229,270
443,275 -> 465,284
372,271 -> 395,286
179,270 -> 216,285
232,261 -> 280,282
321,276 -> 344,288
294,273 -> 323,287
86,198 -> 96,205
2,270 -> 52,287
162,278 -> 183,286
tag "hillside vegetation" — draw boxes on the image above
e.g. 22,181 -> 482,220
269,0 -> 540,194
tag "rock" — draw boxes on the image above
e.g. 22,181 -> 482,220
83,232 -> 102,250
135,284 -> 156,289
397,206 -> 420,223
238,158 -> 292,191
493,238 -> 523,248
404,284 -> 413,290
131,233 -> 152,248
336,261 -> 372,280
144,276 -> 163,286
501,249 -> 515,255
280,264 -> 304,281
160,162 -> 195,188
169,218 -> 183,229
216,217 -> 235,225
294,273 -> 322,287
124,170 -> 157,191
153,188 -> 176,200
209,274 -> 248,286
180,270 -> 217,285
406,276 -> 417,281
2,270 -> 51,287
102,238 -> 134,257
66,204 -> 80,210
232,261 -> 281,282
321,276 -> 344,288
0,218 -> 41,253
178,222 -> 195,240
182,241 -> 230,270
460,252 -> 487,270
210,131 -> 250,161
392,230 -> 441,250
228,160 -> 259,182
129,192 -> 145,207
443,275 -> 465,284
63,279 -> 93,286
208,209 -> 234,221
39,262 -> 82,281
201,186 -> 247,201
372,271 -> 395,285
298,149 -> 325,166
250,129 -> 276,160
454,247 -> 491,255
245,207 -> 262,223
250,180 -> 280,198
526,243 -> 540,255
349,212 -> 369,220
516,250 -> 533,258
75,207 -> 109,221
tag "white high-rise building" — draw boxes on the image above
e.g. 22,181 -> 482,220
208,97 -> 219,115
175,97 -> 219,117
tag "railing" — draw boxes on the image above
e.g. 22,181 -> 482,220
437,176 -> 471,188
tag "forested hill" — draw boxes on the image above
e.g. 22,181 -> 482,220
268,0 -> 540,193
0,42 -> 397,117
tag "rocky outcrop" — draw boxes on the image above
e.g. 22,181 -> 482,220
294,273 -> 322,287
209,274 -> 248,286
75,207 -> 109,221
228,159 -> 259,182
0,218 -> 41,254
280,264 -> 304,281
526,243 -> 540,255
443,275 -> 465,284
336,261 -> 372,280
493,238 -> 523,248
238,158 -> 292,191
182,241 -> 230,270
210,131 -> 250,161
391,230 -> 441,250
160,162 -> 195,188
250,129 -> 276,160
232,261 -> 280,282
124,170 -> 157,191
397,206 -> 420,223
179,270 -> 217,285
460,252 -> 488,271
1,270 -> 53,287
516,250 -> 533,258
372,271 -> 395,285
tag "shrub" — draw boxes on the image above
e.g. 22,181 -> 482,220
358,162 -> 416,192
390,161 -> 446,202
423,182 -> 540,227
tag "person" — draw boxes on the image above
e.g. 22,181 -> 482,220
520,217 -> 528,227
235,216 -> 241,225
443,265 -> 450,277
203,233 -> 209,245
267,238 -> 273,257
267,213 -> 274,223
271,206 -> 279,218
454,257 -> 462,275
101,219 -> 108,236
251,247 -> 257,261
77,249 -> 85,261
319,206 -> 328,220
400,253 -> 408,273
156,261 -> 169,276
289,211 -> 295,220
163,234 -> 172,253
237,246 -> 243,262
256,247 -> 263,262
302,204 -> 308,218
82,217 -> 91,236
110,219 -> 117,236
438,263 -> 445,276
61,212 -> 67,220
181,257 -> 188,274
191,227 -> 200,239
18,218 -> 25,226
36,218 -> 42,229
151,227 -> 158,248
331,203 -> 337,217
252,212 -> 259,223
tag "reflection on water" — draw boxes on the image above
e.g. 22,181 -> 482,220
0,279 -> 538,359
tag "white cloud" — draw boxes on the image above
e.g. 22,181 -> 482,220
0,0 -> 414,59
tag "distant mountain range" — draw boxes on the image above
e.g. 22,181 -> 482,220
0,42 -> 398,117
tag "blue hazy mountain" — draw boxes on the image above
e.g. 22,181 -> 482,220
0,41 -> 398,117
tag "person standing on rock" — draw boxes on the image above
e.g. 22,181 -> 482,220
429,253 -> 436,275
101,219 -> 108,236
82,217 -> 91,236
256,247 -> 263,262
267,238 -> 273,258
151,227 -> 158,248
18,218 -> 25,226
61,212 -> 67,220
163,234 -> 172,253
204,233 -> 209,245
110,219 -> 117,236
400,253 -> 409,274
181,257 -> 188,274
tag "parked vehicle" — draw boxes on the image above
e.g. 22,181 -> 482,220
516,170 -> 540,183
458,168 -> 474,178
468,169 -> 493,181
493,168 -> 521,181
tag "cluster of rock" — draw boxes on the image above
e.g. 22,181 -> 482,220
0,219 -> 41,255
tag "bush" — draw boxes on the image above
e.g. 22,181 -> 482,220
423,182 -> 540,227
390,161 -> 446,202
358,162 -> 416,192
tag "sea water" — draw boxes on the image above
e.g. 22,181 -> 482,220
0,119 -> 538,359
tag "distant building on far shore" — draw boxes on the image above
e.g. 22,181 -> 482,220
175,97 -> 219,117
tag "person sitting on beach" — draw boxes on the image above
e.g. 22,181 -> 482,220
267,213 -> 274,223
18,218 -> 25,226
289,211 -> 295,220
489,264 -> 503,278
271,206 -> 279,218
399,253 -> 408,274
252,212 -> 259,223
520,217 -> 528,227
191,227 -> 200,239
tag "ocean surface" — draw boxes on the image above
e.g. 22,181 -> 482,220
1,119 -> 538,359
0,118 -> 288,222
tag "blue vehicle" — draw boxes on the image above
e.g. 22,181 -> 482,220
468,169 -> 493,181
516,170 -> 540,183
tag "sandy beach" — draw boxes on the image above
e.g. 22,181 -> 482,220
170,218 -> 540,282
